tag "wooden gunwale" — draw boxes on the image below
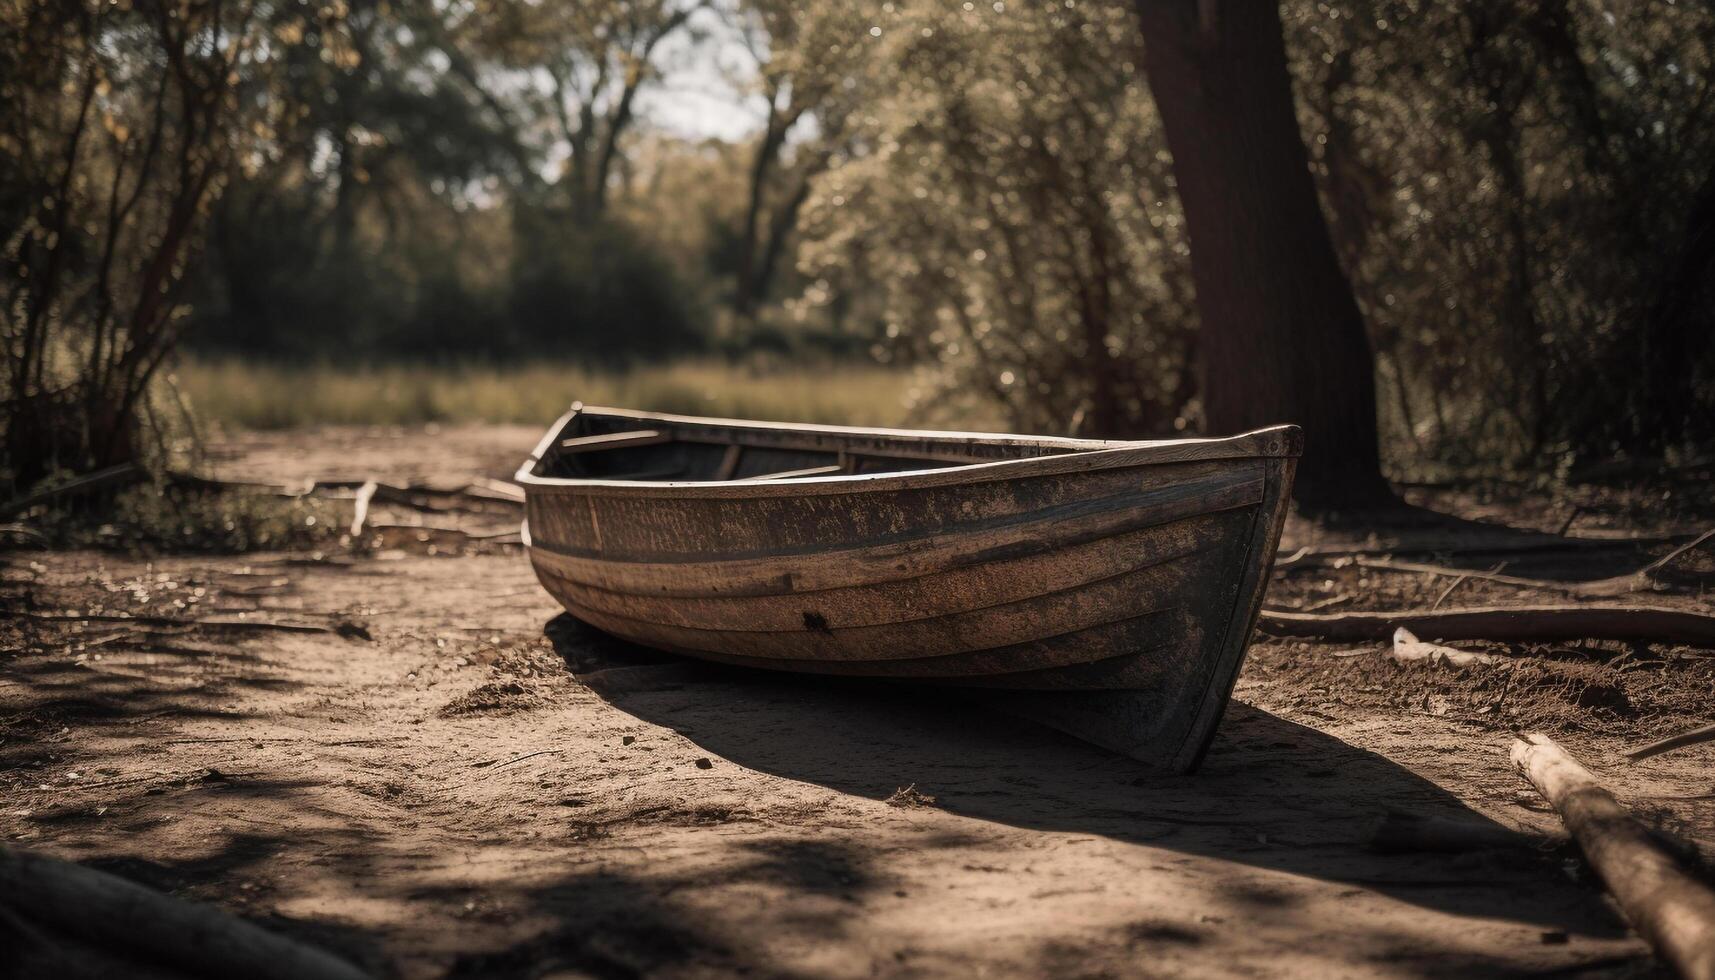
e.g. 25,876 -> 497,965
516,405 -> 1302,498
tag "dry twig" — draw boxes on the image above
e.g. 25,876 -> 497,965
0,844 -> 371,980
1624,722 -> 1715,763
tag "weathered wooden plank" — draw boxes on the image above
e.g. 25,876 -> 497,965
969,456 -> 1293,769
712,444 -> 744,481
530,457 -> 1254,559
534,510 -> 1240,631
526,404 -> 1301,471
740,463 -> 845,481
521,413 -> 1301,497
527,467 -> 1263,597
551,549 -> 1226,663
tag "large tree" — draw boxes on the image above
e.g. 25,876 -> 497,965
728,0 -> 867,318
1132,0 -> 1389,509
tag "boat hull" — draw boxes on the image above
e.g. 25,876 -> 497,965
519,408 -> 1298,772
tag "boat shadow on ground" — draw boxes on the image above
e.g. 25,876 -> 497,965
545,613 -> 1627,940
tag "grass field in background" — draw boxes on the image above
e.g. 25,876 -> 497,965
174,359 -> 937,430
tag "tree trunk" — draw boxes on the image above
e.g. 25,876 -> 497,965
734,111 -> 787,318
1132,0 -> 1389,510
752,171 -> 814,314
1641,164 -> 1715,449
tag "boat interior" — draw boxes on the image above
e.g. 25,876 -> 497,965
531,409 -> 1090,483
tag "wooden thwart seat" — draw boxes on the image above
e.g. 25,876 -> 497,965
560,429 -> 671,452
741,464 -> 845,481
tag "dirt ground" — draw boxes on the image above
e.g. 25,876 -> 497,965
4,424 -> 1714,978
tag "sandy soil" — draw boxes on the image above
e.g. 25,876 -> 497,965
4,424 -> 1713,978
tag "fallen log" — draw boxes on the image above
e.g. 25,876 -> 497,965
24,611 -> 370,639
1511,734 -> 1715,980
1624,722 -> 1715,763
1275,531 -> 1698,568
1258,604 -> 1715,648
0,844 -> 371,980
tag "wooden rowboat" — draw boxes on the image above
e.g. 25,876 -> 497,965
518,404 -> 1300,772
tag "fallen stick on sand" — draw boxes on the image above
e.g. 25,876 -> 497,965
1623,722 -> 1715,763
25,611 -> 370,639
1511,734 -> 1715,980
0,844 -> 371,980
1354,526 -> 1715,598
1388,627 -> 1501,667
1258,604 -> 1715,648
1358,557 -> 1551,591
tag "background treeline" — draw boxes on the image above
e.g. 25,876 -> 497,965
4,0 -> 1714,495
180,0 -> 877,366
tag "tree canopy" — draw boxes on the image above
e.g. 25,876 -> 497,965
5,0 -> 1714,493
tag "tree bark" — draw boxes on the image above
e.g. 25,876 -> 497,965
734,107 -> 789,317
1512,734 -> 1715,980
1132,0 -> 1389,509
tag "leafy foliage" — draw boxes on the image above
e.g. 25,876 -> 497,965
799,0 -> 1715,468
1287,1 -> 1715,468
1,0 -> 276,489
798,2 -> 1198,437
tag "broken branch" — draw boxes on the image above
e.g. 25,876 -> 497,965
1624,722 -> 1715,763
0,844 -> 371,980
1258,604 -> 1715,648
1389,627 -> 1501,667
24,611 -> 369,639
1511,734 -> 1715,980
